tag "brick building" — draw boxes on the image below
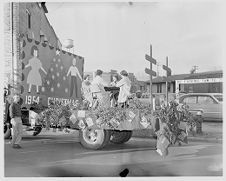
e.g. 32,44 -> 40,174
4,2 -> 61,89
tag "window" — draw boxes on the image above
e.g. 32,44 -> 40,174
157,84 -> 162,93
183,96 -> 196,104
198,96 -> 214,104
26,9 -> 31,29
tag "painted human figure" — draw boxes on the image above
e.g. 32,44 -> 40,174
25,46 -> 47,93
67,58 -> 82,98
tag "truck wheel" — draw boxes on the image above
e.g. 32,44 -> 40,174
4,123 -> 11,139
110,130 -> 132,144
79,128 -> 111,150
33,127 -> 42,136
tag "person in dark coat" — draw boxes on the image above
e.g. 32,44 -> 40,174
9,94 -> 23,149
4,95 -> 12,124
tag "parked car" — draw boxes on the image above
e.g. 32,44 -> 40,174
179,93 -> 223,121
138,93 -> 177,105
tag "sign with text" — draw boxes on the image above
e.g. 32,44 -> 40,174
20,35 -> 84,108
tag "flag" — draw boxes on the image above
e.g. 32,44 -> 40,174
156,135 -> 170,156
96,118 -> 105,128
69,114 -> 77,124
140,116 -> 150,128
109,118 -> 120,128
78,119 -> 86,130
177,130 -> 188,144
77,110 -> 86,118
86,117 -> 94,127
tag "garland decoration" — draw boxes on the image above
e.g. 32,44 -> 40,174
33,97 -> 197,156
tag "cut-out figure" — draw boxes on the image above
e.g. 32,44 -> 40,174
25,46 -> 47,93
67,58 -> 82,98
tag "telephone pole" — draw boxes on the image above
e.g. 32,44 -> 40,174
145,45 -> 157,107
162,56 -> 171,104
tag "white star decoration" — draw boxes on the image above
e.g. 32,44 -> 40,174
56,49 -> 60,55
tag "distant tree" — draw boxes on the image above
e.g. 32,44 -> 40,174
190,66 -> 198,74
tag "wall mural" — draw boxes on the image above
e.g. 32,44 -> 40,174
20,35 -> 84,108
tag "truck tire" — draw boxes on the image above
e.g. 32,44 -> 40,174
110,130 -> 132,144
4,123 -> 11,139
33,127 -> 42,136
79,128 -> 111,150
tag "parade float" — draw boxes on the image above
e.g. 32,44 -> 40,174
4,34 -> 198,156
32,96 -> 197,156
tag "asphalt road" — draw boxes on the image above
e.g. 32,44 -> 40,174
4,129 -> 223,177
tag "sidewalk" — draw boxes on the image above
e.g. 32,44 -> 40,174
132,122 -> 223,143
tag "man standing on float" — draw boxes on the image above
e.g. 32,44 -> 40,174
67,58 -> 82,98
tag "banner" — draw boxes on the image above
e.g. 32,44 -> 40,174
20,35 -> 84,108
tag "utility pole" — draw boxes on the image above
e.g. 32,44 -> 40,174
11,2 -> 14,94
145,45 -> 157,108
162,56 -> 171,104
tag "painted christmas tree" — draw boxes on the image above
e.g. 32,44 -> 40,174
42,50 -> 69,97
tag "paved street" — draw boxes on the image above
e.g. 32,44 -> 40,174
4,128 -> 222,177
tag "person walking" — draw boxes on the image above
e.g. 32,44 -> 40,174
116,70 -> 131,108
9,94 -> 23,149
4,95 -> 12,126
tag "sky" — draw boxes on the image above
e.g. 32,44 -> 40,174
45,1 -> 224,80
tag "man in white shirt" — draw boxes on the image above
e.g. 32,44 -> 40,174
116,70 -> 131,107
67,58 -> 82,98
91,69 -> 110,108
91,69 -> 108,93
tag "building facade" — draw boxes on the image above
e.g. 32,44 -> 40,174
145,70 -> 223,96
4,2 -> 61,90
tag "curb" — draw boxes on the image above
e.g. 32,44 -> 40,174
187,136 -> 222,143
132,134 -> 222,143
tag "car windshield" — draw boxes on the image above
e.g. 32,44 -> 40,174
214,95 -> 223,102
